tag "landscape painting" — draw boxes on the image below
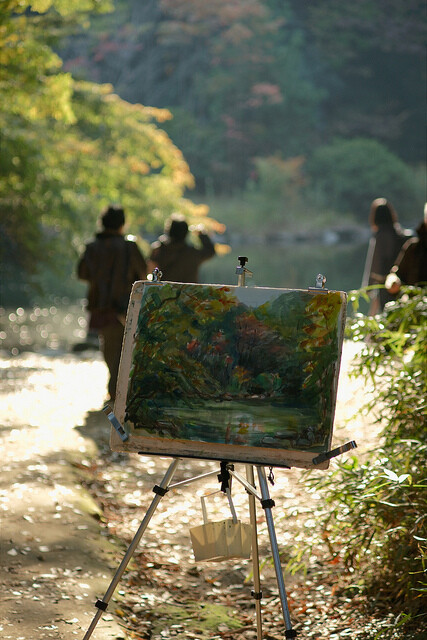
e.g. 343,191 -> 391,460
112,282 -> 347,468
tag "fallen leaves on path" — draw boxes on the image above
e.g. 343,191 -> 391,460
79,424 -> 403,640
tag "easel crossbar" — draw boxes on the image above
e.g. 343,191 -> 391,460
167,468 -> 219,490
227,467 -> 262,501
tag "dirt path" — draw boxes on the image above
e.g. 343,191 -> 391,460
0,352 -> 126,639
0,341 -> 376,640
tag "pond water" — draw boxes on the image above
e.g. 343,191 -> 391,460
145,400 -> 326,451
0,300 -> 89,355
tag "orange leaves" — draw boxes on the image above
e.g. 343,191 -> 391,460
301,292 -> 343,352
305,291 -> 343,328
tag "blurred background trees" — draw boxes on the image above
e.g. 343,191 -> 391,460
1,0 -> 425,304
59,0 -> 425,206
0,0 -> 217,304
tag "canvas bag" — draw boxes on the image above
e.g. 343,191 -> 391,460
189,492 -> 252,562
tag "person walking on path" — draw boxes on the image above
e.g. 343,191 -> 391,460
361,197 -> 411,314
385,204 -> 427,294
148,213 -> 216,283
77,205 -> 147,401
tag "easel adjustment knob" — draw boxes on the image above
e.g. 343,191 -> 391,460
153,485 -> 169,496
147,267 -> 163,282
261,498 -> 275,510
95,599 -> 108,611
308,273 -> 328,293
236,256 -> 253,281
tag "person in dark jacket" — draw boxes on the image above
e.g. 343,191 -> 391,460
385,204 -> 427,294
361,198 -> 411,313
148,213 -> 215,283
77,205 -> 147,401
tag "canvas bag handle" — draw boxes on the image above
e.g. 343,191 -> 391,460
200,490 -> 238,525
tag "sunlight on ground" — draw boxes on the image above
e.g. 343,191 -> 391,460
334,340 -> 379,453
0,340 -> 381,640
0,353 -> 108,462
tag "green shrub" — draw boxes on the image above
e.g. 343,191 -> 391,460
301,287 -> 427,628
305,138 -> 423,221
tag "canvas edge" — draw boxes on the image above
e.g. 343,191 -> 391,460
110,281 -> 350,471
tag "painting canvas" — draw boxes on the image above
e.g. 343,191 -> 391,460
112,281 -> 347,469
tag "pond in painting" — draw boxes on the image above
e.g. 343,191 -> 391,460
123,282 -> 346,455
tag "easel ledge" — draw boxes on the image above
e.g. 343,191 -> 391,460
109,427 -> 331,469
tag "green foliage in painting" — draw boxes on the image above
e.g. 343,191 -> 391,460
125,284 -> 344,453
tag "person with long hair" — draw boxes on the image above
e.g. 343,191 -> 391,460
361,198 -> 411,313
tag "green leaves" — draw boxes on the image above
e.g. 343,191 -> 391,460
381,469 -> 411,485
299,287 -> 427,623
0,1 -> 219,304
306,138 -> 422,218
347,287 -> 426,443
17,0 -> 114,16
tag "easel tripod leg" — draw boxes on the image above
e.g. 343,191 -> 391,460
82,458 -> 180,640
246,465 -> 263,640
256,466 -> 297,639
